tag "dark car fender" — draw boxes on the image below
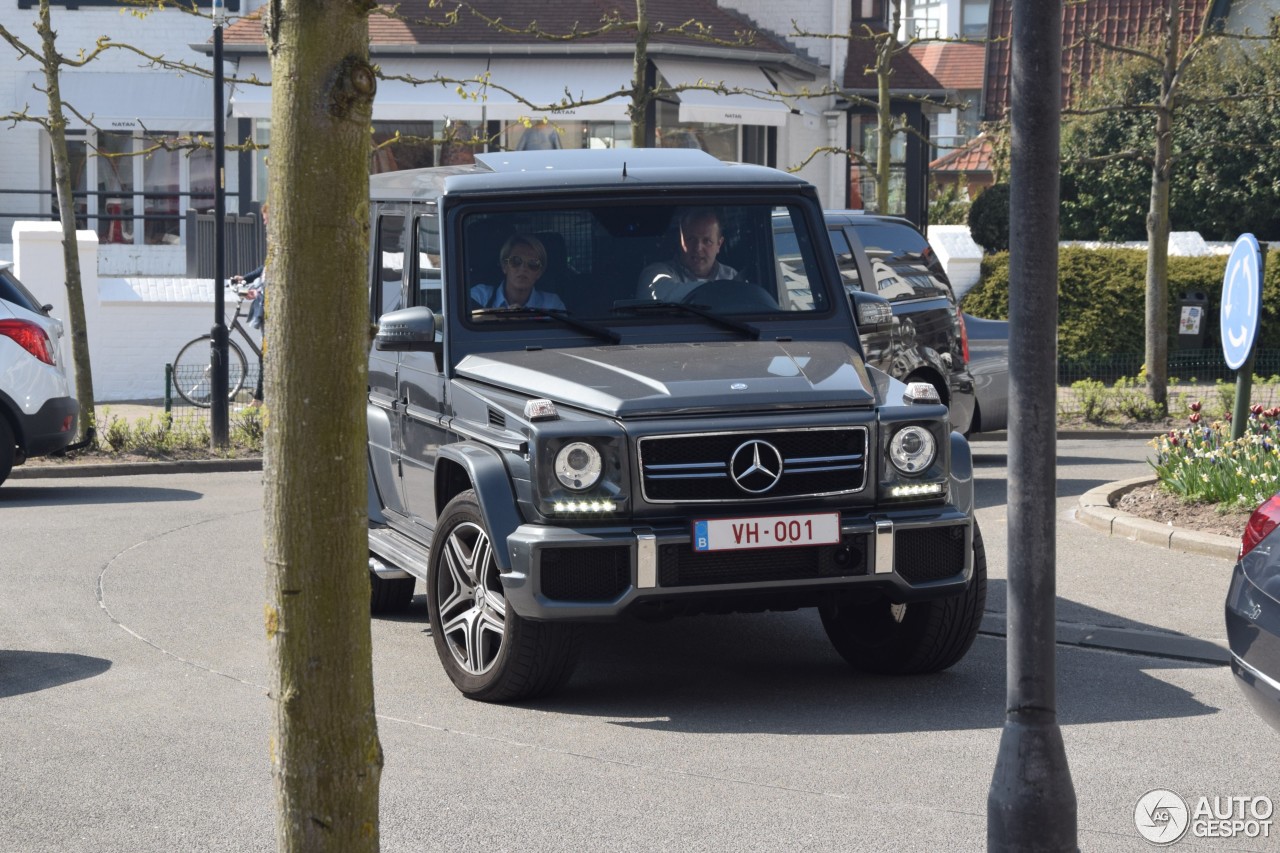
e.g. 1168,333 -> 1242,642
948,432 -> 975,518
436,441 -> 522,571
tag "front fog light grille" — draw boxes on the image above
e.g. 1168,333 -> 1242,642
541,546 -> 631,602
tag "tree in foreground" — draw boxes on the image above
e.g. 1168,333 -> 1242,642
0,0 -> 100,442
261,0 -> 382,849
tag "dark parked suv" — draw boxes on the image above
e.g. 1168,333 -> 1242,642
823,211 -> 976,435
365,149 -> 985,701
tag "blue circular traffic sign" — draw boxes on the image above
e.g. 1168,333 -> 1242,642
1221,234 -> 1263,371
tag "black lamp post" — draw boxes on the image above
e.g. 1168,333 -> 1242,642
209,0 -> 230,447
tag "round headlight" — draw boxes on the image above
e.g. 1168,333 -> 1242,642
889,426 -> 936,475
555,441 -> 602,491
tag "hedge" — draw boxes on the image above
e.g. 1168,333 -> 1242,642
962,247 -> 1280,362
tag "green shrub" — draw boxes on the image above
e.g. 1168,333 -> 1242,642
1113,375 -> 1165,421
1070,378 -> 1111,423
968,182 -> 1010,253
962,247 -> 1280,363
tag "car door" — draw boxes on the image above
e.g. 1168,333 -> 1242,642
368,211 -> 408,518
396,208 -> 449,535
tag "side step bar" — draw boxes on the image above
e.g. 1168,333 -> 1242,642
368,526 -> 431,581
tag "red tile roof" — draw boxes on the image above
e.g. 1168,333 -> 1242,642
223,0 -> 794,56
908,42 -> 985,90
983,0 -> 1219,120
930,135 -> 992,172
843,24 -> 946,94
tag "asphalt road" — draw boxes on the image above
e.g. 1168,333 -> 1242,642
1,438 -> 1276,852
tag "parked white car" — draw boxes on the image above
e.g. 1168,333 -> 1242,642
0,262 -> 78,484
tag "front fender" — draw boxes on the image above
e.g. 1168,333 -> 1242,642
948,431 -> 975,518
437,442 -> 522,571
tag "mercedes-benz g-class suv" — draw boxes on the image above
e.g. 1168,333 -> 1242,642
366,149 -> 985,702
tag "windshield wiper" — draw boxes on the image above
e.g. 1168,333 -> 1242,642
611,300 -> 760,340
470,306 -> 620,344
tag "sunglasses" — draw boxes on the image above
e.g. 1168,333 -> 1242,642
504,256 -> 544,272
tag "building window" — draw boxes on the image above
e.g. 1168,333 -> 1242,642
655,100 -> 739,162
962,0 -> 989,37
49,130 -> 212,247
904,0 -> 942,38
372,122 -> 437,173
851,0 -> 886,23
849,113 -> 906,214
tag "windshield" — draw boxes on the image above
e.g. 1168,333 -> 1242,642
444,202 -> 832,325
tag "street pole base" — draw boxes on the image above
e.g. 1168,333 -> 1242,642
988,718 -> 1078,852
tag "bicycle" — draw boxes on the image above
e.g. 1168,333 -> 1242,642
171,282 -> 263,408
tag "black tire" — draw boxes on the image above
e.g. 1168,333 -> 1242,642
821,521 -> 988,674
369,555 -> 416,615
0,416 -> 14,486
427,490 -> 582,702
172,336 -> 248,407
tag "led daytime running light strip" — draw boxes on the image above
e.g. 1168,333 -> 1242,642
552,499 -> 618,513
889,482 -> 944,498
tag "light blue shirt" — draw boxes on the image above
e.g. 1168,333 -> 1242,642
469,283 -> 566,312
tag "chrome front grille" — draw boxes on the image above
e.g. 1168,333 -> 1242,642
638,427 -> 867,503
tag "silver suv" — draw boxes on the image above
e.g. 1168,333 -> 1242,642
0,262 -> 78,485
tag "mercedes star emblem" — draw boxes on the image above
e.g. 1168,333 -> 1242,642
730,439 -> 784,493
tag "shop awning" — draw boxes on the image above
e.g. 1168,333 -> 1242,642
22,71 -> 216,132
479,59 -> 633,122
650,57 -> 790,127
229,58 -> 491,122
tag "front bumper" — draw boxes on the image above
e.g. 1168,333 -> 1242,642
503,505 -> 974,620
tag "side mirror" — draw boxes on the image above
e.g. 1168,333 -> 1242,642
847,289 -> 895,333
375,306 -> 442,351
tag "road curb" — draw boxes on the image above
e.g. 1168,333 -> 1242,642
1076,476 -> 1240,561
10,457 -> 262,479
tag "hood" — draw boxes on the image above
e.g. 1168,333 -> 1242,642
455,340 -> 876,417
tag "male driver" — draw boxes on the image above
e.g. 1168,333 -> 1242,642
637,208 -> 740,302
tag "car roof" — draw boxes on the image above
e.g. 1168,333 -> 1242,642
370,149 -> 810,204
823,210 -> 919,230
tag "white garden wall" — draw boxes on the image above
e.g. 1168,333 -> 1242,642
12,221 -> 260,403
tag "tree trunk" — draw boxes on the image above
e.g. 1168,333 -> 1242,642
876,33 -> 893,213
630,0 -> 649,148
36,0 -> 95,441
263,1 -> 381,850
1145,1 -> 1181,412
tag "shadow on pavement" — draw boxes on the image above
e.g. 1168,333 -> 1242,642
974,476 -> 1135,509
0,484 -> 203,507
0,650 -> 112,698
516,606 -> 1216,734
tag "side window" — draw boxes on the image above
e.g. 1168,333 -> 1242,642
414,211 -> 442,312
828,229 -> 863,292
770,206 -> 828,312
372,213 -> 405,320
851,221 -> 950,303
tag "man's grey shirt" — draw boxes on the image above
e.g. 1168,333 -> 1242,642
636,260 -> 741,302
